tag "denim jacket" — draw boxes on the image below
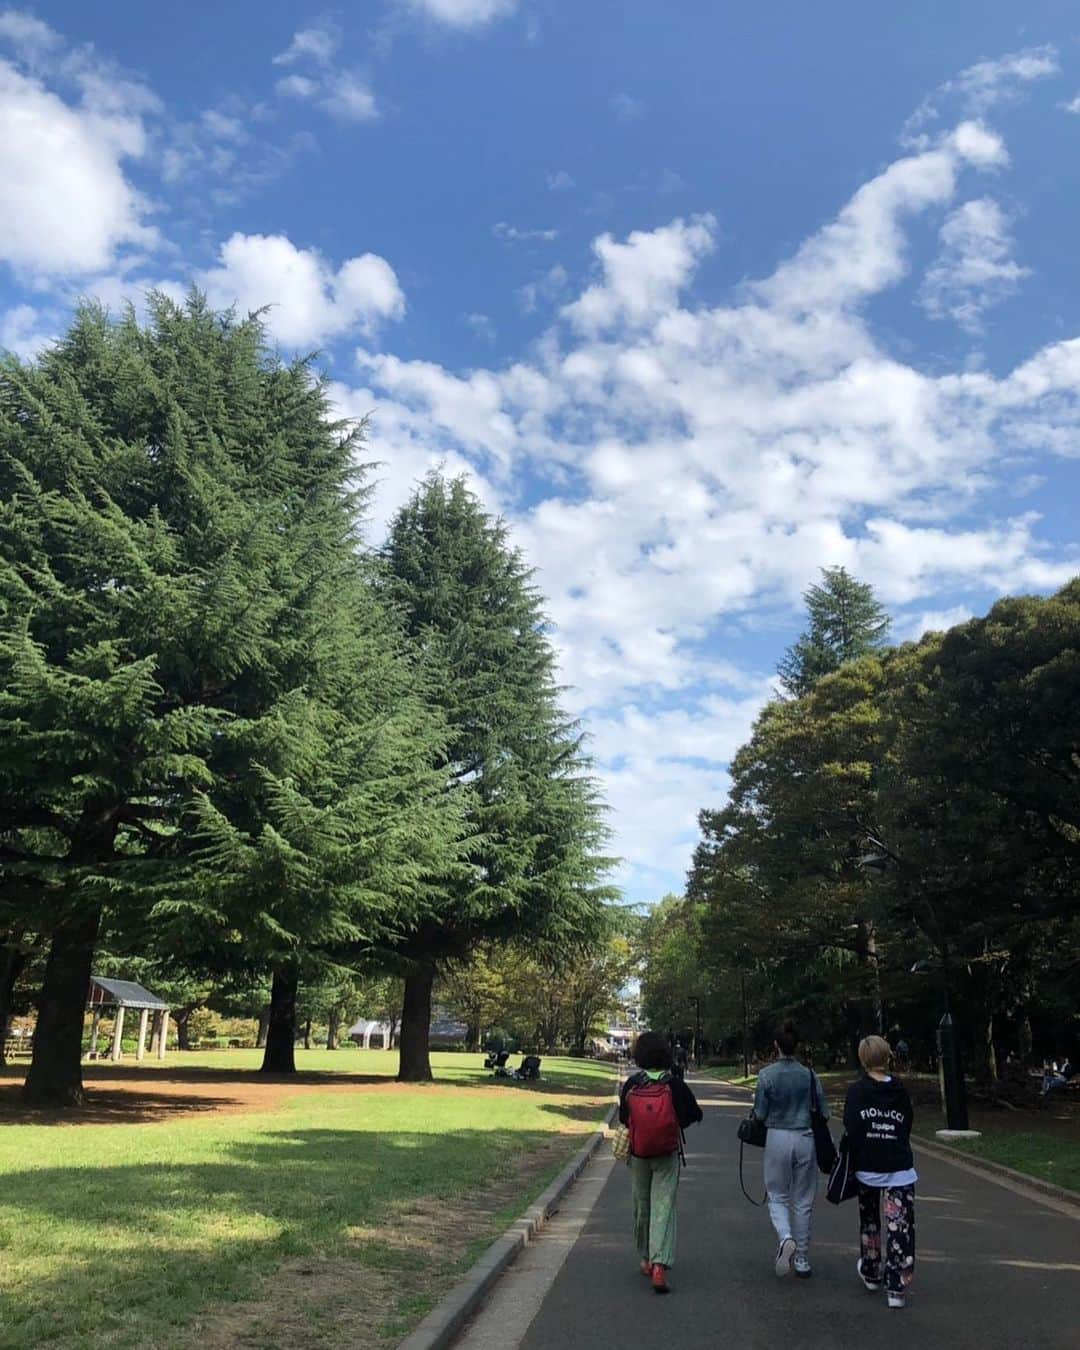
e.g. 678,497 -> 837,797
753,1056 -> 830,1131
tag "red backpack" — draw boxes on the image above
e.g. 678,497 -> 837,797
626,1077 -> 681,1157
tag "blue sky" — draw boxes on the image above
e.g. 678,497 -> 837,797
3,2 -> 1080,903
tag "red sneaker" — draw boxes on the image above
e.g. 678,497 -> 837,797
651,1263 -> 670,1294
640,1260 -> 653,1277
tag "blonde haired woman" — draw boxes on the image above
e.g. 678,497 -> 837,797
842,1035 -> 916,1309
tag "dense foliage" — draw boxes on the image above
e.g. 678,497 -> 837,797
664,578 -> 1080,1086
0,300 -> 615,1104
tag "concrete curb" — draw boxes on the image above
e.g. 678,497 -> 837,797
397,1099 -> 620,1350
911,1132 -> 1080,1210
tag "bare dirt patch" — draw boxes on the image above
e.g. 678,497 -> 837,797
0,1064 -> 602,1127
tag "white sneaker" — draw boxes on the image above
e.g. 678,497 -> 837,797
774,1237 -> 796,1277
888,1293 -> 906,1309
857,1258 -> 883,1292
793,1255 -> 812,1279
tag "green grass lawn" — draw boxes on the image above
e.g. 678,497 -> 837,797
946,1132 -> 1080,1194
0,1053 -> 614,1349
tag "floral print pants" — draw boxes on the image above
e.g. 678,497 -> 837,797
858,1183 -> 915,1294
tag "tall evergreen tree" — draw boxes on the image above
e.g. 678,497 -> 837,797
778,566 -> 891,697
0,295 -> 458,1104
382,475 -> 614,1081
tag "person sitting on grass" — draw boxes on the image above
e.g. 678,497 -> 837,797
619,1031 -> 703,1295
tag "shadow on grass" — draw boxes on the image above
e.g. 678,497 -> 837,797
0,1125 -> 559,1349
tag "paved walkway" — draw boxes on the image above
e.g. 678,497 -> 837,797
457,1073 -> 1080,1350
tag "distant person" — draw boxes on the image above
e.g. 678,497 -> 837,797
844,1035 -> 917,1310
1042,1056 -> 1074,1096
619,1031 -> 703,1294
673,1041 -> 689,1080
751,1022 -> 830,1279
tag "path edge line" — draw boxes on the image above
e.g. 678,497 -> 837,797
397,1097 -> 620,1350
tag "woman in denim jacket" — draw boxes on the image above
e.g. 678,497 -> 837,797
752,1022 -> 829,1280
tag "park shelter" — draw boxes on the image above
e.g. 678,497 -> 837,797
348,1018 -> 393,1049
86,977 -> 170,1063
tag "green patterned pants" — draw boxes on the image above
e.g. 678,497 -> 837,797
631,1152 -> 680,1268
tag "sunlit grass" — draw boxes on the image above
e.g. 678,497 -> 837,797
0,1053 -> 614,1348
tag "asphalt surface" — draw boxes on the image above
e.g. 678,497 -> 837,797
511,1073 -> 1080,1350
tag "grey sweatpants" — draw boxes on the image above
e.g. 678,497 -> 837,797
764,1128 -> 817,1257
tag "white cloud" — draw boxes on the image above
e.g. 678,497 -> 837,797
0,10 -> 60,62
905,45 -> 1059,138
273,23 -> 340,67
901,604 -> 974,640
564,216 -> 715,332
756,125 -> 1004,313
518,263 -> 568,314
0,54 -> 156,276
195,233 -> 405,347
920,197 -> 1029,331
277,73 -> 318,100
465,311 -> 496,340
322,100 -> 1080,896
611,92 -> 643,122
271,20 -> 378,122
399,0 -> 518,29
547,169 -> 575,191
0,302 -> 56,358
277,68 -> 378,122
320,70 -> 379,121
1061,94 -> 1080,115
493,222 -> 559,243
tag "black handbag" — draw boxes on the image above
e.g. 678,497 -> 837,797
809,1071 -> 837,1174
736,1111 -> 767,1205
737,1111 -> 767,1148
826,1132 -> 859,1204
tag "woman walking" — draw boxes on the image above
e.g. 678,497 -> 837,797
844,1035 -> 917,1309
751,1022 -> 829,1279
619,1031 -> 703,1294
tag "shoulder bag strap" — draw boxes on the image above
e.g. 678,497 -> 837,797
738,1138 -> 767,1206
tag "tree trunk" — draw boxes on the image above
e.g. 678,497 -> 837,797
326,1004 -> 341,1051
466,1020 -> 481,1053
303,1018 -> 312,1051
175,1006 -> 194,1052
1018,1012 -> 1033,1068
261,967 -> 298,1074
854,919 -> 883,1036
256,1005 -> 270,1049
397,956 -> 435,1082
972,1004 -> 998,1093
0,942 -> 27,1067
22,909 -> 101,1108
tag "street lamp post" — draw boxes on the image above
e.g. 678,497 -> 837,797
912,959 -> 969,1132
689,996 -> 702,1069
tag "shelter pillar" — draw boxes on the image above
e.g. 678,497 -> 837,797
158,1010 -> 168,1060
88,1009 -> 101,1060
136,1008 -> 150,1061
110,1006 -> 125,1062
